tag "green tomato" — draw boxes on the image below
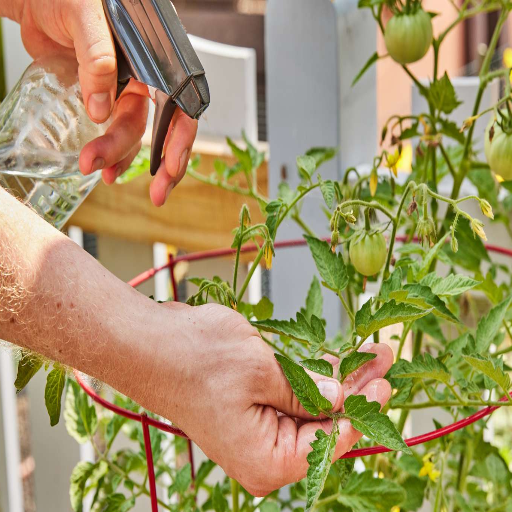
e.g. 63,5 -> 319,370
485,116 -> 512,181
384,9 -> 433,65
349,231 -> 387,277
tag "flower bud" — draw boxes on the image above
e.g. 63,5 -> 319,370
451,234 -> 458,253
264,243 -> 273,270
330,231 -> 339,252
460,115 -> 478,132
480,199 -> 494,219
407,200 -> 418,216
471,218 -> 487,241
370,170 -> 378,197
417,217 -> 436,246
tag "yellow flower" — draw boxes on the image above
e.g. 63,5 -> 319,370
385,150 -> 401,177
503,48 -> 512,68
390,507 -> 400,512
370,170 -> 378,197
471,218 -> 487,241
480,199 -> 494,220
460,115 -> 479,132
419,453 -> 441,482
264,243 -> 273,270
396,144 -> 412,173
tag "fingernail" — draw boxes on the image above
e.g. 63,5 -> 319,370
88,92 -> 112,122
115,166 -> 124,179
91,157 -> 105,173
165,183 -> 175,201
178,149 -> 190,176
318,380 -> 339,406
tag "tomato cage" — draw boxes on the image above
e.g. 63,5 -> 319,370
74,237 -> 512,512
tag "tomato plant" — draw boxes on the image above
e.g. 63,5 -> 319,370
12,0 -> 512,511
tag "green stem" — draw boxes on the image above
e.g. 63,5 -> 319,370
338,292 -> 355,326
237,249 -> 264,302
412,330 -> 423,358
261,334 -> 287,357
439,143 -> 457,179
233,230 -> 244,296
340,199 -> 395,222
291,213 -> 316,237
396,322 -> 412,360
231,479 -> 240,512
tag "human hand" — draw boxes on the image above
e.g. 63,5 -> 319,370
133,302 -> 393,497
16,0 -> 197,206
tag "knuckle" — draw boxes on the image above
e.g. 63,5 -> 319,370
81,41 -> 117,77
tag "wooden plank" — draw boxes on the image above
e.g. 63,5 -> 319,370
68,140 -> 268,253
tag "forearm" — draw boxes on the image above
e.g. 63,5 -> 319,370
0,188 -> 173,397
0,0 -> 23,22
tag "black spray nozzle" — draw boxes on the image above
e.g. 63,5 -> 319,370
102,0 -> 210,176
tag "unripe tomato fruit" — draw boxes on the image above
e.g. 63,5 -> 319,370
485,116 -> 512,181
384,9 -> 433,65
349,231 -> 387,277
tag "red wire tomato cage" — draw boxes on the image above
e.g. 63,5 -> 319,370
74,236 -> 512,511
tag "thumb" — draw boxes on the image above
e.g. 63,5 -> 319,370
267,358 -> 344,419
67,0 -> 117,123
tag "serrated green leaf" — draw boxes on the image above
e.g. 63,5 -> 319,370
305,236 -> 348,294
169,463 -> 192,497
265,200 -> 284,241
342,395 -> 410,453
306,147 -> 338,167
254,312 -> 325,353
319,179 -> 336,209
396,284 -> 459,323
306,426 -> 339,510
476,296 -> 512,352
301,276 -> 323,322
102,494 -> 135,512
386,360 -> 413,405
226,137 -> 253,173
355,299 -> 431,341
415,233 -> 449,280
426,72 -> 461,114
14,351 -> 43,392
463,355 -> 511,392
338,470 -> 406,511
297,155 -> 317,181
339,352 -> 377,382
413,313 -> 446,343
439,118 -> 465,144
45,366 -> 66,426
64,380 -> 98,444
70,461 -> 96,512
420,272 -> 480,297
392,353 -> 451,384
333,457 -> 355,488
195,460 -> 216,487
300,359 -> 333,377
252,296 -> 274,321
380,268 -> 402,300
352,51 -> 379,87
402,475 -> 427,511
105,415 -> 127,449
212,483 -> 228,512
274,354 -> 333,416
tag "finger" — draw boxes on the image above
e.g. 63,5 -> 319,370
101,141 -> 141,185
264,356 -> 344,420
79,92 -> 149,175
342,343 -> 394,397
66,0 -> 117,122
149,160 -> 174,207
271,377 -> 392,488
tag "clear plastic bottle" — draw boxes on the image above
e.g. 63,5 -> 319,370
0,55 -> 109,230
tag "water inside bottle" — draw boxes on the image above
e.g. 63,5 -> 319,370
0,56 -> 108,230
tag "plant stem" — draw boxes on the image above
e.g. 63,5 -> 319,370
291,213 -> 316,237
233,231 -> 244,296
237,249 -> 264,302
338,292 -> 355,326
231,479 -> 240,512
261,334 -> 287,356
396,322 -> 412,360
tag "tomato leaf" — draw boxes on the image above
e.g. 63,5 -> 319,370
339,352 -> 377,382
319,178 -> 336,209
64,380 -> 98,444
14,351 -> 43,392
254,312 -> 326,353
45,366 -> 66,426
70,461 -> 97,512
475,296 -> 512,352
168,463 -> 192,497
301,275 -> 324,322
420,272 -> 480,297
305,236 -> 349,294
342,395 -> 411,453
274,354 -> 333,416
102,494 -> 135,512
306,147 -> 338,167
300,358 -> 333,377
338,470 -> 406,511
391,353 -> 451,384
252,296 -> 274,321
212,483 -> 229,512
333,457 -> 355,488
426,72 -> 461,114
265,200 -> 285,241
415,233 -> 449,280
352,51 -> 380,87
306,426 -> 339,510
463,355 -> 511,392
355,299 -> 432,341
439,118 -> 465,144
226,137 -> 253,173
297,155 -> 317,181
